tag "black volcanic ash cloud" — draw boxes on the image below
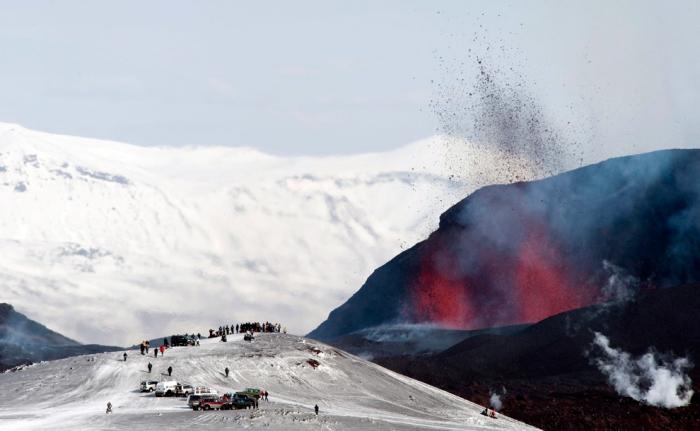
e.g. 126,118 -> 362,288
430,41 -> 581,183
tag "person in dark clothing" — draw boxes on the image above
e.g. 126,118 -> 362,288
314,404 -> 319,415
147,362 -> 152,373
225,367 -> 229,377
123,352 -> 127,362
106,401 -> 112,414
167,366 -> 172,377
154,348 -> 158,358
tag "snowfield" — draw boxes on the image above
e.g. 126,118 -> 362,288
0,123 -> 536,346
0,333 -> 538,430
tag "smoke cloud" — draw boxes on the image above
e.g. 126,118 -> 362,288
598,260 -> 640,303
489,387 -> 506,411
590,332 -> 694,408
430,23 -> 585,186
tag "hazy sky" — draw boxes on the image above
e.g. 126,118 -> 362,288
0,1 -> 698,156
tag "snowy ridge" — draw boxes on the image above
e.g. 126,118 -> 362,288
0,333 -> 538,430
0,123 -> 536,345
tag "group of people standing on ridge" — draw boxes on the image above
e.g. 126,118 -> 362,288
209,322 -> 284,338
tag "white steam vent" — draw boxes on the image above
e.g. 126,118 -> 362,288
590,332 -> 694,408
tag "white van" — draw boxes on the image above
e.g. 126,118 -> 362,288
155,380 -> 178,397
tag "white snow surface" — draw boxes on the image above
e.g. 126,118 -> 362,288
0,333 -> 538,430
0,123 -> 536,345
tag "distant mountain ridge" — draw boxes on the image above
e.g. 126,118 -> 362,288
310,149 -> 700,339
1,123 -> 528,345
0,303 -> 120,371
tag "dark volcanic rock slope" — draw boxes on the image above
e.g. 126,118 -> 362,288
310,149 -> 700,340
375,284 -> 700,431
0,303 -> 121,370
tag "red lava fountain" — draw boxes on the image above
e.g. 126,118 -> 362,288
514,225 -> 586,323
410,222 -> 593,329
410,251 -> 475,329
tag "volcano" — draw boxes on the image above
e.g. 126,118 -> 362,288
310,149 -> 700,339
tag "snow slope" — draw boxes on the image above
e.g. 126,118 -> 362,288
0,123 -> 536,346
0,333 -> 538,430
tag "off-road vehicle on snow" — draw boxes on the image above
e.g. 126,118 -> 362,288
240,387 -> 261,399
188,393 -> 219,410
155,381 -> 179,397
229,392 -> 255,409
197,396 -> 228,411
243,332 -> 254,342
170,335 -> 192,347
140,380 -> 159,392
192,386 -> 218,396
175,383 -> 194,397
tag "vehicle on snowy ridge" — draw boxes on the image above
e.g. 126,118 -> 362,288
175,383 -> 194,397
191,386 -> 218,396
228,392 -> 255,409
155,381 -> 192,397
196,396 -> 228,411
240,387 -> 261,399
140,380 -> 159,392
170,335 -> 195,347
188,393 -> 219,410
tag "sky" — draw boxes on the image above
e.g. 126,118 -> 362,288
0,1 -> 698,156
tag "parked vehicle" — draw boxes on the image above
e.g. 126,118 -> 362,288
192,386 -> 218,396
175,383 -> 194,397
230,392 -> 255,409
140,380 -> 159,392
170,335 -> 192,347
198,396 -> 228,411
155,381 -> 179,397
240,387 -> 261,399
188,394 -> 219,410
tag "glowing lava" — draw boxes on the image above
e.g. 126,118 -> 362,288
514,225 -> 587,323
410,248 -> 475,329
409,220 -> 595,329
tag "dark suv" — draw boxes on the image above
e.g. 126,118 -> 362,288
230,393 -> 255,409
170,335 -> 190,347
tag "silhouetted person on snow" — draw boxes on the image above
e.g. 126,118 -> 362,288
147,362 -> 152,373
123,352 -> 127,362
106,401 -> 112,414
167,366 -> 173,377
154,348 -> 158,358
314,404 -> 319,415
225,367 -> 229,377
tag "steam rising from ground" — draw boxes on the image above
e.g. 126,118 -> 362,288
590,332 -> 694,408
599,260 -> 640,302
489,387 -> 507,411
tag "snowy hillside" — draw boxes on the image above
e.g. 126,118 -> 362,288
0,123 -> 535,345
0,333 -> 538,430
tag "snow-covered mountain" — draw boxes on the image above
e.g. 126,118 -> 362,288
0,123 -> 535,346
0,333 -> 538,430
